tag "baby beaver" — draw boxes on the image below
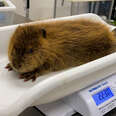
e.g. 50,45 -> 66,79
6,19 -> 116,81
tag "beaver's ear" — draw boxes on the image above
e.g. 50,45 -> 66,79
41,29 -> 47,38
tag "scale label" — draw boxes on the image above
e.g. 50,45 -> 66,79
89,81 -> 108,92
92,87 -> 114,106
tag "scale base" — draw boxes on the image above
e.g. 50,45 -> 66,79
37,74 -> 116,116
36,99 -> 76,116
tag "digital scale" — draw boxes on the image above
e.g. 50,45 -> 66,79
37,74 -> 116,116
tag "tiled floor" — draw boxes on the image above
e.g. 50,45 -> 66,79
19,107 -> 44,116
19,107 -> 82,116
19,107 -> 79,116
19,107 -> 116,116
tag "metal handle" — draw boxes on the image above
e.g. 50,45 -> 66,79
27,0 -> 30,9
61,0 -> 65,6
26,0 -> 30,18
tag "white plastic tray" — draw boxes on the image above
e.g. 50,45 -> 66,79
0,0 -> 16,26
0,0 -> 16,12
0,13 -> 116,116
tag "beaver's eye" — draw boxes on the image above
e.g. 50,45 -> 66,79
27,48 -> 33,54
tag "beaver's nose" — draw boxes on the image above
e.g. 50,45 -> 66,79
12,61 -> 21,69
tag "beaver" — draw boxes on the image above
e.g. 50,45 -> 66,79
6,19 -> 116,82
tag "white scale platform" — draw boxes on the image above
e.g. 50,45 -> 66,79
37,74 -> 116,116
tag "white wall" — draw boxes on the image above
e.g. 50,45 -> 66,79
27,0 -> 71,20
10,0 -> 71,20
30,1 -> 89,20
10,0 -> 89,20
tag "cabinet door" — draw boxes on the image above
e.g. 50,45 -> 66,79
30,0 -> 54,20
10,0 -> 25,16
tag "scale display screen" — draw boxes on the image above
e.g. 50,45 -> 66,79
92,87 -> 114,106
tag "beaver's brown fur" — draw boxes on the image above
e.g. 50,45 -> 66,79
6,19 -> 116,81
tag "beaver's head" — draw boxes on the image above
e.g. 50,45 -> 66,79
8,25 -> 47,73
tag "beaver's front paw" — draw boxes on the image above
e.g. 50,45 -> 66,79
5,63 -> 13,71
20,71 -> 39,82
